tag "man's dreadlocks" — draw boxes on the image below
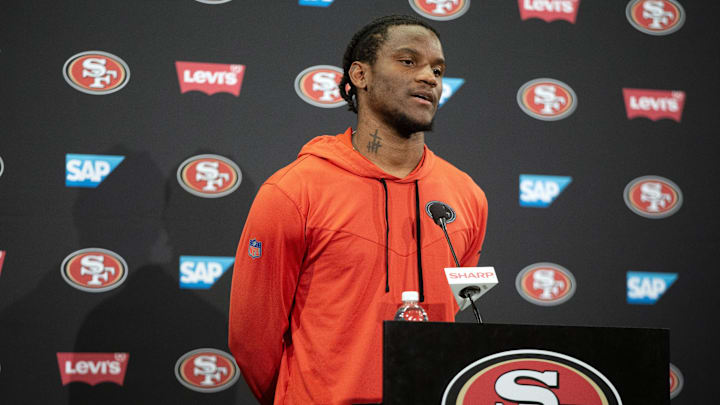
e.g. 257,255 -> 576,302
338,15 -> 440,113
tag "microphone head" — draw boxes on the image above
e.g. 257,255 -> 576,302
428,202 -> 451,226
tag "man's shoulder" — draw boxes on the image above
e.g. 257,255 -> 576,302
264,153 -> 335,189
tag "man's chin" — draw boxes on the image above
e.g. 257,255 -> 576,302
385,111 -> 435,138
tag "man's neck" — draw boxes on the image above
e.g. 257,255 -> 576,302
353,115 -> 425,179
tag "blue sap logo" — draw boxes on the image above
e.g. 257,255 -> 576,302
519,175 -> 572,207
180,256 -> 234,289
298,0 -> 333,6
66,154 -> 124,188
439,77 -> 465,107
627,271 -> 678,304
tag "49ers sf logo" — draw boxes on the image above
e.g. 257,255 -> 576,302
177,154 -> 242,198
409,0 -> 470,21
61,248 -> 128,293
294,65 -> 346,108
516,262 -> 576,306
175,348 -> 239,392
63,51 -> 130,95
517,78 -> 577,121
442,349 -> 622,404
624,175 -> 682,219
669,363 -> 684,399
626,0 -> 685,36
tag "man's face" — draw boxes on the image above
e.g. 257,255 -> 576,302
363,25 -> 445,136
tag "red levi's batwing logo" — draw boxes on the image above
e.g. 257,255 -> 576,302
57,353 -> 129,386
176,61 -> 245,96
518,0 -> 580,23
623,88 -> 685,122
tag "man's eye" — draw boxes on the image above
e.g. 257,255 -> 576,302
433,68 -> 443,76
400,59 -> 414,65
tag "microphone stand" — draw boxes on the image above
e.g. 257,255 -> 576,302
438,217 -> 483,325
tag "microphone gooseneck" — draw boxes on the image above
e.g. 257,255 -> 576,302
429,202 -> 483,324
429,203 -> 460,267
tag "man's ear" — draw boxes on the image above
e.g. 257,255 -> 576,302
349,61 -> 369,91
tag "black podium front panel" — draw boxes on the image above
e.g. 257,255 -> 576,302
383,322 -> 668,405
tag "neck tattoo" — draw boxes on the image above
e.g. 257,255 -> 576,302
366,129 -> 382,154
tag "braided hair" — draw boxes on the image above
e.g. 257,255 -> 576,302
339,15 -> 440,113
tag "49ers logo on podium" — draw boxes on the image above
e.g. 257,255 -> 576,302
409,0 -> 470,21
517,78 -> 577,121
177,154 -> 242,198
624,175 -> 682,219
63,51 -> 130,95
626,0 -> 685,36
442,350 -> 622,404
175,348 -> 239,392
61,248 -> 128,293
516,262 -> 576,306
294,65 -> 346,108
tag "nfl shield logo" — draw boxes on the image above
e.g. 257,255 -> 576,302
248,239 -> 262,259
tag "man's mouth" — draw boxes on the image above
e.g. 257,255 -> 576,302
412,91 -> 434,106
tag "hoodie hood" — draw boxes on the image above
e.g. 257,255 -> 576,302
298,127 -> 436,182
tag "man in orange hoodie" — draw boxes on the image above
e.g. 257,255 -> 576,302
228,15 -> 488,405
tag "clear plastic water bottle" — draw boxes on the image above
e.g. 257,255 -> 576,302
394,291 -> 428,322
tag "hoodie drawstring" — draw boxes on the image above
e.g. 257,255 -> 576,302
415,180 -> 425,302
379,179 -> 390,293
378,179 -> 425,302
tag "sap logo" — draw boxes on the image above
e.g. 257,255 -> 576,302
299,0 -> 334,6
180,256 -> 234,289
66,154 -> 124,188
627,271 -> 677,304
439,78 -> 465,107
519,175 -> 572,207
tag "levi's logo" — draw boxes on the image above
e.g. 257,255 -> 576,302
623,88 -> 685,122
176,61 -> 246,96
0,250 -> 5,277
518,0 -> 580,23
57,352 -> 129,386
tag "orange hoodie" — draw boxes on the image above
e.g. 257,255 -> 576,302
228,128 -> 488,405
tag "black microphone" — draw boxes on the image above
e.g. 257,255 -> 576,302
429,201 -> 483,324
428,202 -> 460,267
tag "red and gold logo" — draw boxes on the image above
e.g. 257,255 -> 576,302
177,154 -> 241,198
175,348 -> 239,392
626,0 -> 685,36
63,51 -> 130,95
624,175 -> 682,219
61,248 -> 128,293
294,65 -> 346,108
515,262 -> 576,306
442,350 -> 621,404
409,0 -> 470,21
517,78 -> 577,121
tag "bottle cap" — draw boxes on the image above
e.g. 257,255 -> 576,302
401,291 -> 419,302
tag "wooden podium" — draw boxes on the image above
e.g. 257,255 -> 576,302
381,322 -> 669,404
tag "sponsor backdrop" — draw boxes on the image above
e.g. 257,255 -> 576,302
1,0 -> 718,403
